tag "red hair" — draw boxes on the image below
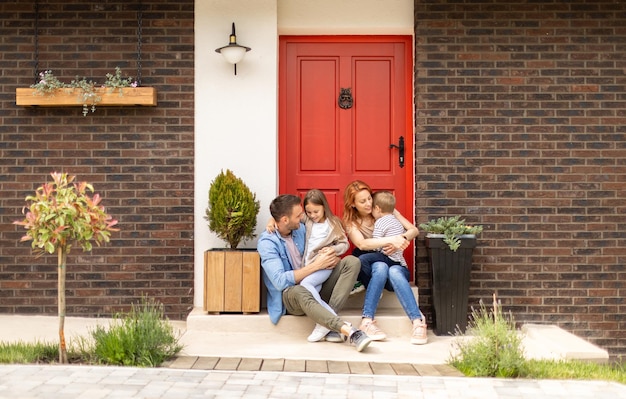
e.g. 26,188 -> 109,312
342,180 -> 374,229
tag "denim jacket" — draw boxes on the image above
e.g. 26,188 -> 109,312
257,223 -> 306,324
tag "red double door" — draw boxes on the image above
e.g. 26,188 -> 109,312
278,36 -> 415,275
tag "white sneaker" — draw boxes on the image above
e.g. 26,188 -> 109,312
324,331 -> 345,343
350,281 -> 365,296
307,323 -> 331,342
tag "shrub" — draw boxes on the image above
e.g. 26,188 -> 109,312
449,295 -> 525,378
90,297 -> 183,367
205,169 -> 260,249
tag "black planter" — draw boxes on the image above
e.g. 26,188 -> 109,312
425,234 -> 477,336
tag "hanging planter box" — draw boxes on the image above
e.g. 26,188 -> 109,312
204,249 -> 261,314
15,87 -> 157,107
425,233 -> 477,336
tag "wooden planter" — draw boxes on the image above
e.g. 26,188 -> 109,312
426,234 -> 477,336
204,249 -> 261,314
15,87 -> 157,107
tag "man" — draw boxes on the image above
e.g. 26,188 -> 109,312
257,194 -> 372,352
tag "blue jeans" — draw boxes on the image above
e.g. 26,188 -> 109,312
358,253 -> 423,322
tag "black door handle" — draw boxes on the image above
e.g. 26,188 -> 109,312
390,136 -> 405,168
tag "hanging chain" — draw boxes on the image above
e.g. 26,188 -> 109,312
136,0 -> 143,86
34,0 -> 40,83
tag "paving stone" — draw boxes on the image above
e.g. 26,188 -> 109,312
347,361 -> 373,374
283,359 -> 306,372
327,360 -> 350,374
391,363 -> 419,376
434,364 -> 464,377
412,363 -> 439,376
214,357 -> 241,370
238,357 -> 262,371
305,360 -> 329,373
192,356 -> 220,370
168,356 -> 198,369
261,358 -> 285,371
370,362 -> 396,375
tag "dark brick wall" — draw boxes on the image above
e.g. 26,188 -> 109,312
0,0 -> 194,320
414,0 -> 626,357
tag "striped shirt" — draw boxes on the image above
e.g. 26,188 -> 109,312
373,214 -> 407,266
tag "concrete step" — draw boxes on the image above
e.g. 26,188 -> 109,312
521,324 -> 609,363
189,286 -> 420,338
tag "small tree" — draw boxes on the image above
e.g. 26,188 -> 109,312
14,172 -> 119,363
204,169 -> 260,249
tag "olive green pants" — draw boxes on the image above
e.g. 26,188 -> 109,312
282,255 -> 360,332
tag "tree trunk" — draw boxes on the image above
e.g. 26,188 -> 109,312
57,247 -> 68,364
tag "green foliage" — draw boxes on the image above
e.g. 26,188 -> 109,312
30,67 -> 136,116
419,215 -> 483,251
0,340 -> 59,364
90,297 -> 183,367
205,169 -> 260,249
449,296 -> 525,378
14,172 -> 119,255
523,358 -> 626,384
104,66 -> 136,90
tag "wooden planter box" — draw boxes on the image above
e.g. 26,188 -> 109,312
204,249 -> 261,314
426,234 -> 477,336
15,87 -> 157,107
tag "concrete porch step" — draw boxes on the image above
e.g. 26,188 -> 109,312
190,286 -> 421,338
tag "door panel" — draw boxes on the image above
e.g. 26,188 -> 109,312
279,36 -> 414,275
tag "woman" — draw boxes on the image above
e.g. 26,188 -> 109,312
342,180 -> 428,345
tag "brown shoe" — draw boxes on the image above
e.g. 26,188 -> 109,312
359,319 -> 387,341
411,319 -> 428,345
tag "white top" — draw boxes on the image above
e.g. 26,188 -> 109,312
304,219 -> 331,266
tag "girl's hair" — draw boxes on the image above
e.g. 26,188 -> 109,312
342,180 -> 374,228
303,189 -> 344,237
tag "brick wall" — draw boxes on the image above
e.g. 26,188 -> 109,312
414,0 -> 626,357
0,0 -> 194,320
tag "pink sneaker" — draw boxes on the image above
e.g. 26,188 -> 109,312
411,319 -> 428,345
359,319 -> 387,341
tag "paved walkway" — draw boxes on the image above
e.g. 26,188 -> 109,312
1,364 -> 626,399
164,355 -> 464,376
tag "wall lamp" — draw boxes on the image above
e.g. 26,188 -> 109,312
215,22 -> 251,75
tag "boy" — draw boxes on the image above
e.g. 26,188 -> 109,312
357,191 -> 428,345
359,191 -> 408,269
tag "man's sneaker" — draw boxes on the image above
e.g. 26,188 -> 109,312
324,331 -> 345,343
349,329 -> 373,352
307,323 -> 331,342
411,319 -> 428,345
358,319 -> 387,341
350,281 -> 365,296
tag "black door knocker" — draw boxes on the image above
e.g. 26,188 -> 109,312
338,88 -> 353,109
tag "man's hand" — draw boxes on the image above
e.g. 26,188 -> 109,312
294,250 -> 339,283
311,249 -> 339,270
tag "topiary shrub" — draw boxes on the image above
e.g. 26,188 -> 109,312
205,169 -> 260,249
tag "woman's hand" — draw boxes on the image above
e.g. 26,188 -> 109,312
381,235 -> 409,255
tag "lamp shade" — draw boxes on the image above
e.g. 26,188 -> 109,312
217,44 -> 249,65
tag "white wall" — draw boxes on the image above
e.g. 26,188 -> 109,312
193,0 -> 413,308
